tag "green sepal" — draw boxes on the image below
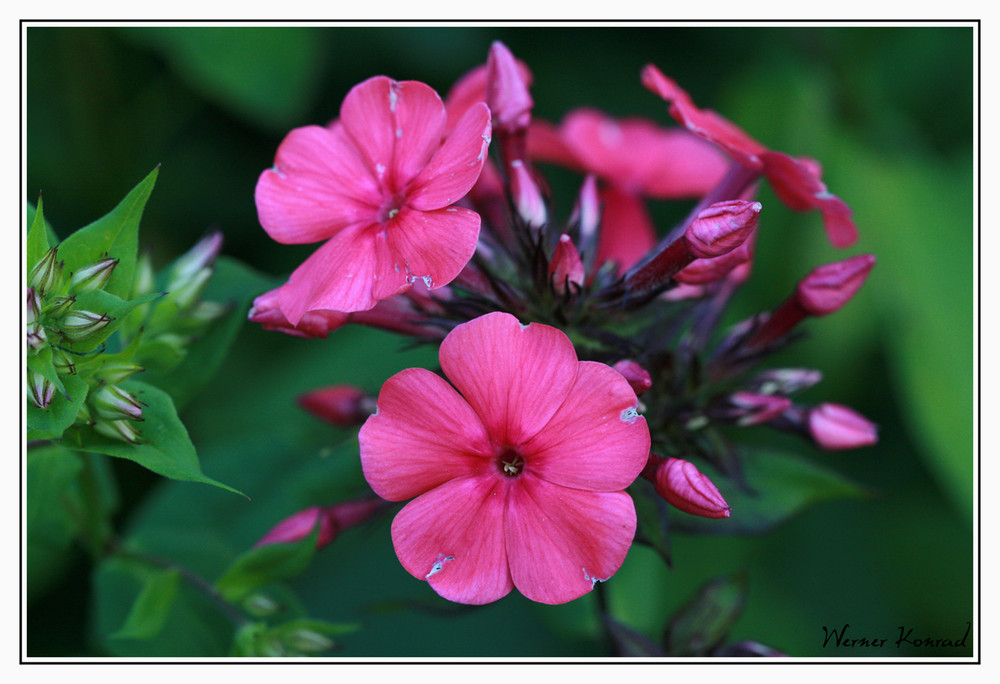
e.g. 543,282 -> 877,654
215,524 -> 319,604
57,167 -> 158,300
63,380 -> 244,496
662,573 -> 748,656
110,568 -> 181,641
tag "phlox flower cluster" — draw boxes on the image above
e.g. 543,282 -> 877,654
249,41 -> 878,606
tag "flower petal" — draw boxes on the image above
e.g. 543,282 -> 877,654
595,185 -> 657,274
439,312 -> 580,447
391,476 -> 513,605
505,476 -> 637,604
278,222 -> 410,321
523,361 -> 649,492
641,64 -> 767,170
406,102 -> 492,211
386,206 -> 481,291
359,368 -> 492,502
255,123 -> 380,244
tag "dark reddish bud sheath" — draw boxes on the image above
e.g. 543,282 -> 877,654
298,385 -> 373,426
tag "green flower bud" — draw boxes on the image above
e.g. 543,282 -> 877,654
43,295 -> 76,319
242,593 -> 280,618
284,629 -> 335,654
93,417 -> 142,444
27,322 -> 47,351
60,310 -> 112,341
168,232 -> 222,290
95,360 -> 144,384
27,371 -> 55,409
91,385 -> 143,421
68,257 -> 118,295
133,252 -> 155,299
52,348 -> 77,375
28,246 -> 62,294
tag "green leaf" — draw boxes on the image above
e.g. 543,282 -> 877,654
215,525 -> 319,603
26,373 -> 89,441
670,450 -> 868,535
118,27 -> 325,131
142,256 -> 281,409
26,197 -> 50,271
111,568 -> 181,640
57,167 -> 158,299
603,616 -> 666,657
94,555 -> 234,657
26,445 -> 84,538
663,573 -> 747,656
65,380 -> 243,496
630,477 -> 672,567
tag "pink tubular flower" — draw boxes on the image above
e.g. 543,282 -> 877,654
809,403 -> 878,450
298,386 -> 372,426
255,76 -> 492,322
641,64 -> 858,248
612,360 -> 653,396
549,234 -> 585,294
796,254 -> 876,316
359,312 -> 650,605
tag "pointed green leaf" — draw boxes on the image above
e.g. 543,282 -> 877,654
27,197 -> 51,271
26,445 -> 84,536
670,450 -> 869,536
663,573 -> 748,656
111,568 -> 181,640
26,373 -> 89,441
58,167 -> 158,299
215,525 -> 319,603
65,380 -> 243,496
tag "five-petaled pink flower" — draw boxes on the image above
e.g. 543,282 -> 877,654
359,312 -> 651,605
256,76 -> 492,322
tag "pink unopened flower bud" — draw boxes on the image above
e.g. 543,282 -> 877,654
255,498 -> 383,550
654,457 -> 731,519
298,385 -> 372,426
612,360 -> 653,396
549,234 -> 585,294
68,257 -> 118,295
728,391 -> 792,426
486,41 -> 533,133
796,254 -> 875,316
685,200 -> 762,259
509,159 -> 547,229
808,403 -> 878,450
675,238 -> 753,285
26,288 -> 40,325
28,372 -> 55,409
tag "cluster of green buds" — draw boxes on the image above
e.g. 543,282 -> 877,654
27,227 -> 228,445
119,232 -> 229,374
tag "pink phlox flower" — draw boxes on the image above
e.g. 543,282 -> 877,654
256,75 -> 492,322
359,312 -> 650,605
444,56 -> 533,135
641,64 -> 858,247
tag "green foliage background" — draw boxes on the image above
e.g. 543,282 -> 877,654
25,24 -> 974,658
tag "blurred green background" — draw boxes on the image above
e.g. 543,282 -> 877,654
25,25 -> 974,658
